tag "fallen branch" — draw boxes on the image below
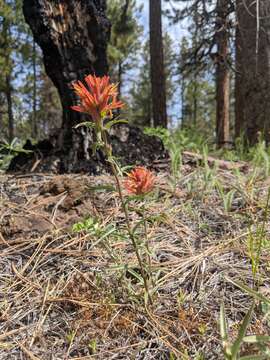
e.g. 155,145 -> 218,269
182,151 -> 248,171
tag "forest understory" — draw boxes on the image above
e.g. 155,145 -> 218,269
2,0 -> 270,358
1,157 -> 269,360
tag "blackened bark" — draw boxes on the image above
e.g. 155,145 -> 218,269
235,0 -> 270,145
23,0 -> 110,170
32,39 -> 38,138
149,0 -> 167,128
216,0 -> 230,147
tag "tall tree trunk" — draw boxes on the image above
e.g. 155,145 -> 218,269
117,60 -> 122,116
5,74 -> 14,143
192,5 -> 199,126
193,80 -> 198,126
32,39 -> 38,139
118,61 -> 122,98
149,0 -> 167,128
2,15 -> 14,143
235,25 -> 244,139
235,0 -> 270,145
215,0 -> 230,147
181,77 -> 186,127
23,0 -> 110,170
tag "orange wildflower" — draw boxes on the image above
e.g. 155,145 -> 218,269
123,167 -> 156,195
71,75 -> 124,122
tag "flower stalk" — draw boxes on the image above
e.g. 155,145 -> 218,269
101,130 -> 152,304
71,74 -> 153,304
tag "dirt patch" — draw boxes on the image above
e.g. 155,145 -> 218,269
0,169 -> 269,359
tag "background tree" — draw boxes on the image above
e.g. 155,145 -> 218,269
0,0 -> 25,142
130,33 -> 176,127
107,0 -> 142,100
165,0 -> 234,145
149,0 -> 167,128
0,0 -> 55,143
21,41 -> 62,140
235,0 -> 270,145
176,12 -> 216,137
215,0 -> 230,147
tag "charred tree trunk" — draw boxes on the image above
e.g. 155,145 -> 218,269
149,0 -> 167,128
32,39 -> 38,139
23,0 -> 110,170
235,0 -> 270,145
215,0 -> 230,148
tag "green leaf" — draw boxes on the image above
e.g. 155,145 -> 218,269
87,184 -> 116,192
243,335 -> 270,343
231,301 -> 255,358
105,119 -> 129,130
73,121 -> 95,129
239,356 -> 268,360
108,264 -> 126,271
127,269 -> 144,284
121,165 -> 135,172
225,278 -> 270,305
220,302 -> 229,343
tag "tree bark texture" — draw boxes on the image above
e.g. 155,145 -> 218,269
23,0 -> 110,170
149,0 -> 167,128
216,0 -> 230,147
235,0 -> 270,145
32,39 -> 38,139
235,25 -> 244,139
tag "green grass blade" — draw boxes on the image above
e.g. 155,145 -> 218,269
243,335 -> 270,343
225,278 -> 270,305
231,301 -> 255,358
239,356 -> 268,360
220,302 -> 229,342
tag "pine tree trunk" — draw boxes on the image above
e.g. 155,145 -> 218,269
180,78 -> 186,127
235,0 -> 270,145
216,0 -> 230,147
193,80 -> 198,126
117,60 -> 122,116
5,74 -> 14,143
23,0 -> 110,170
235,25 -> 244,139
32,39 -> 38,139
118,61 -> 122,98
192,5 -> 199,126
149,0 -> 167,128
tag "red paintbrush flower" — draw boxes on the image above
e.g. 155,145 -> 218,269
123,167 -> 156,195
71,74 -> 124,122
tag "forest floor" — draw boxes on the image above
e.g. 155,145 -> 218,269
0,159 -> 270,359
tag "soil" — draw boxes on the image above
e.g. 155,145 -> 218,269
0,163 -> 269,359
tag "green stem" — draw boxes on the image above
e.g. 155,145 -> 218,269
142,205 -> 154,287
101,129 -> 152,305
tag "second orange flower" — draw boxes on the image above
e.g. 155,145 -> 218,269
123,167 -> 156,196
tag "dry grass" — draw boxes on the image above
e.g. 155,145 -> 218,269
0,164 -> 269,359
